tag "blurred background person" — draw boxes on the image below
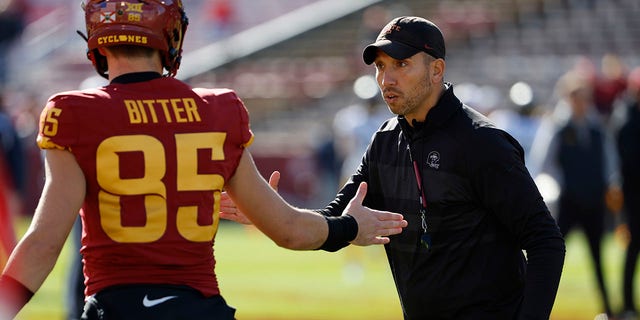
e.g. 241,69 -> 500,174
614,66 -> 640,320
488,81 -> 544,170
202,0 -> 236,42
0,92 -> 26,219
330,74 -> 389,283
593,53 -> 628,124
0,169 -> 13,271
0,89 -> 25,271
0,0 -> 26,87
531,69 -> 617,317
0,107 -> 15,271
333,75 -> 388,185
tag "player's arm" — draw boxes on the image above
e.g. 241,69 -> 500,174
224,149 -> 407,250
219,171 -> 280,225
0,149 -> 85,318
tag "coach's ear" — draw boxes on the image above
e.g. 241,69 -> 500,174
430,58 -> 445,83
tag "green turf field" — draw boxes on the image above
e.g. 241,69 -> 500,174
10,218 -> 639,320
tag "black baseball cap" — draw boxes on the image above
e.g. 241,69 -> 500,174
363,16 -> 446,65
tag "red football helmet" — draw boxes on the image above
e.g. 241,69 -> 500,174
82,0 -> 188,78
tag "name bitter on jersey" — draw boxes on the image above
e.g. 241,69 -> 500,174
124,97 -> 202,124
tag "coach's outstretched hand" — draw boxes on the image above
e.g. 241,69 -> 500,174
345,182 -> 407,246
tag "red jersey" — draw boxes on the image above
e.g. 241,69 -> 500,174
37,76 -> 253,297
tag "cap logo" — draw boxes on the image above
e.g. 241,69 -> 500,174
382,24 -> 401,36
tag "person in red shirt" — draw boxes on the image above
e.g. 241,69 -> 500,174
0,155 -> 15,271
0,1 -> 406,319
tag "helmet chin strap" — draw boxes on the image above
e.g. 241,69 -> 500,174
76,30 -> 89,42
77,30 -> 109,79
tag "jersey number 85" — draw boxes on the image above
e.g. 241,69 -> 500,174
96,133 -> 225,244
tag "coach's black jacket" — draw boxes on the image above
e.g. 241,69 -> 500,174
318,84 -> 565,320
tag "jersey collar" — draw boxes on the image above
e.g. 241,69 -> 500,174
111,72 -> 162,84
398,82 -> 461,138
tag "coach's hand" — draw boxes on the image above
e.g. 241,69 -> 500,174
345,182 -> 407,246
219,171 -> 280,224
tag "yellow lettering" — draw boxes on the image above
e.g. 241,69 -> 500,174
43,107 -> 62,136
126,3 -> 144,12
157,99 -> 172,123
124,98 -> 201,124
183,98 -> 201,122
135,101 -> 149,123
125,100 -> 142,124
128,13 -> 141,22
97,34 -> 147,45
171,99 -> 187,123
142,100 -> 159,123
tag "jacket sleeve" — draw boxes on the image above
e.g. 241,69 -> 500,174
470,128 -> 565,319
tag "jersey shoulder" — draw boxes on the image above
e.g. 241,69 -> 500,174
192,87 -> 250,124
47,87 -> 111,105
192,87 -> 242,107
37,88 -> 111,150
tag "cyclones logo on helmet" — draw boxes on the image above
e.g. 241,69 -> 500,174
82,0 -> 188,78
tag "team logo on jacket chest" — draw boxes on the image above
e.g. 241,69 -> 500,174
427,151 -> 440,169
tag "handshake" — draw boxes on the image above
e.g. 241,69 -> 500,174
220,171 -> 407,249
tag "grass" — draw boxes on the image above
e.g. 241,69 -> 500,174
10,217 -> 640,320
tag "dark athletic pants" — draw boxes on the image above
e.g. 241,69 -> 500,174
81,285 -> 236,320
622,186 -> 640,313
557,195 -> 612,315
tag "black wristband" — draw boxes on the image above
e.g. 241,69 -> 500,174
318,214 -> 358,252
0,274 -> 34,319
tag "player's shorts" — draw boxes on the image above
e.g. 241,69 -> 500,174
80,284 -> 236,320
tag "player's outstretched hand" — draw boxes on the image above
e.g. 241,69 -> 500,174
345,182 -> 407,246
219,171 -> 280,224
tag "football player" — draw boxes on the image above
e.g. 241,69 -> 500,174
0,1 -> 407,318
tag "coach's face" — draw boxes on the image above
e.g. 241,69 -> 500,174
373,50 -> 442,125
